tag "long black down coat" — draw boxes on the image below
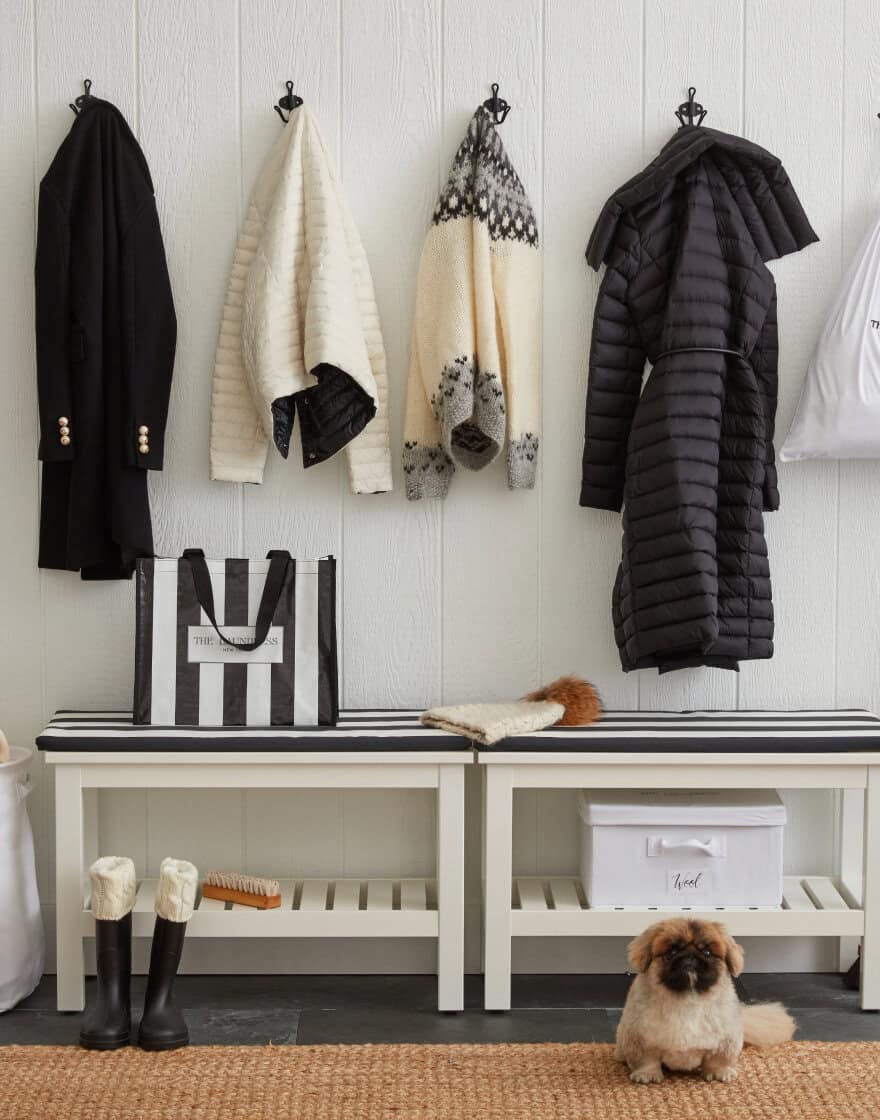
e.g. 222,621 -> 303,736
36,99 -> 176,579
580,126 -> 817,673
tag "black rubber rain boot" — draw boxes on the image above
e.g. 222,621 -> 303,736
79,911 -> 132,1050
137,916 -> 189,1050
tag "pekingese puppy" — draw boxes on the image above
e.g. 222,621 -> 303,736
615,918 -> 795,1084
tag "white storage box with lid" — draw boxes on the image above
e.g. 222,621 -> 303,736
577,790 -> 786,909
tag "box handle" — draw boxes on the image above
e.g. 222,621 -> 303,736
647,836 -> 726,858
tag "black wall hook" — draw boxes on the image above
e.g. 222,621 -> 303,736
69,78 -> 93,116
675,86 -> 707,128
482,82 -> 511,125
274,80 -> 303,125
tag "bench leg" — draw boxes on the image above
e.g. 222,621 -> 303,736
437,765 -> 465,1011
55,765 -> 85,1011
836,787 -> 863,972
483,766 -> 513,1010
862,765 -> 880,1010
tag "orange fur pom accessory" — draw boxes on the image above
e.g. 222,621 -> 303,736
524,675 -> 602,726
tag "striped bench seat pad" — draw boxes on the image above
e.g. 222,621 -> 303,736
481,709 -> 880,752
36,711 -> 471,752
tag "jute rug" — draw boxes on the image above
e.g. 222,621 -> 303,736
2,1041 -> 879,1119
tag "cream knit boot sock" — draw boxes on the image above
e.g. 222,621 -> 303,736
155,857 -> 198,923
89,856 -> 136,920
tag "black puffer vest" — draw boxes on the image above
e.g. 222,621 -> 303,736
580,126 -> 818,673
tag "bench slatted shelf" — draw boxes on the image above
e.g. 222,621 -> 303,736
479,709 -> 880,1012
80,876 -> 439,938
38,710 -> 471,1013
509,875 -> 864,937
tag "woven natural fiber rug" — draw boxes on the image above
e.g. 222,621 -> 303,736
2,1041 -> 879,1119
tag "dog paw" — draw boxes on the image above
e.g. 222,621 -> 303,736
704,1067 -> 737,1083
630,1068 -> 663,1085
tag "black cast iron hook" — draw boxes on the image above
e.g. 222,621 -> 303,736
675,86 -> 707,128
274,80 -> 303,125
69,78 -> 93,116
482,82 -> 511,125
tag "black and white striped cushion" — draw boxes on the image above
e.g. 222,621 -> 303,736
36,709 -> 880,754
479,709 -> 880,752
37,711 -> 471,752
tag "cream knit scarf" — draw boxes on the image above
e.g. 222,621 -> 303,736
403,107 -> 542,499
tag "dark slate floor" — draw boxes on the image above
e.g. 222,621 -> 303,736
2,973 -> 877,1046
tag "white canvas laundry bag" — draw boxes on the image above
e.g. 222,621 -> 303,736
0,747 -> 45,1010
781,213 -> 880,460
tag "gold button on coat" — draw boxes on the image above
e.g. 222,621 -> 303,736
138,425 -> 149,435
57,416 -> 69,427
60,435 -> 71,447
59,426 -> 70,436
138,444 -> 149,454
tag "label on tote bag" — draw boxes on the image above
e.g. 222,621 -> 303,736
187,625 -> 285,664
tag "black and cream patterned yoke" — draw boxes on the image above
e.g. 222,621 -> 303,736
403,106 -> 542,499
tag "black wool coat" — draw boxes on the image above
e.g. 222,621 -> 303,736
36,99 -> 176,579
580,126 -> 817,673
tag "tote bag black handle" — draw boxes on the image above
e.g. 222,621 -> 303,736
181,549 -> 291,651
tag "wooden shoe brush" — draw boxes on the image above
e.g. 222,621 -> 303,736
201,871 -> 282,910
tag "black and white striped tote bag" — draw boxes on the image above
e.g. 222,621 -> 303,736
134,550 -> 338,727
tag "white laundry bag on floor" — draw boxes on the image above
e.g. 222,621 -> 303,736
0,747 -> 45,1010
781,213 -> 880,460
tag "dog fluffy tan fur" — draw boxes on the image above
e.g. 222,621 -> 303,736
615,918 -> 795,1085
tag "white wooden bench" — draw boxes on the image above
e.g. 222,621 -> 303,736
479,709 -> 880,1011
37,710 -> 472,1012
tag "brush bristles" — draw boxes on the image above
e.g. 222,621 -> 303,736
203,870 -> 280,897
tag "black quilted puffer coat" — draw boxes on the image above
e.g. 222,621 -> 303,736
580,126 -> 818,673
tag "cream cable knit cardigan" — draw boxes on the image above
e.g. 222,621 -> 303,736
210,106 -> 392,494
403,107 -> 541,499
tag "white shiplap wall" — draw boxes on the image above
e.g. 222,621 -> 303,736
1,0 -> 879,975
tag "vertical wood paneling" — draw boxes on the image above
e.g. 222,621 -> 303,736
340,0 -> 443,710
139,0 -> 241,561
6,0 -> 880,974
336,0 -> 443,880
244,791 -> 345,880
342,789 -> 435,879
0,0 -> 47,891
639,0 -> 744,713
831,0 -> 880,900
138,0 -> 243,874
740,0 -> 845,873
146,790 -> 243,876
836,0 -> 880,717
739,0 -> 843,712
439,0 -> 542,704
534,0 -> 643,895
541,0 -> 642,708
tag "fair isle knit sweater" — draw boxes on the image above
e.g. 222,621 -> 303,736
403,107 -> 542,500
